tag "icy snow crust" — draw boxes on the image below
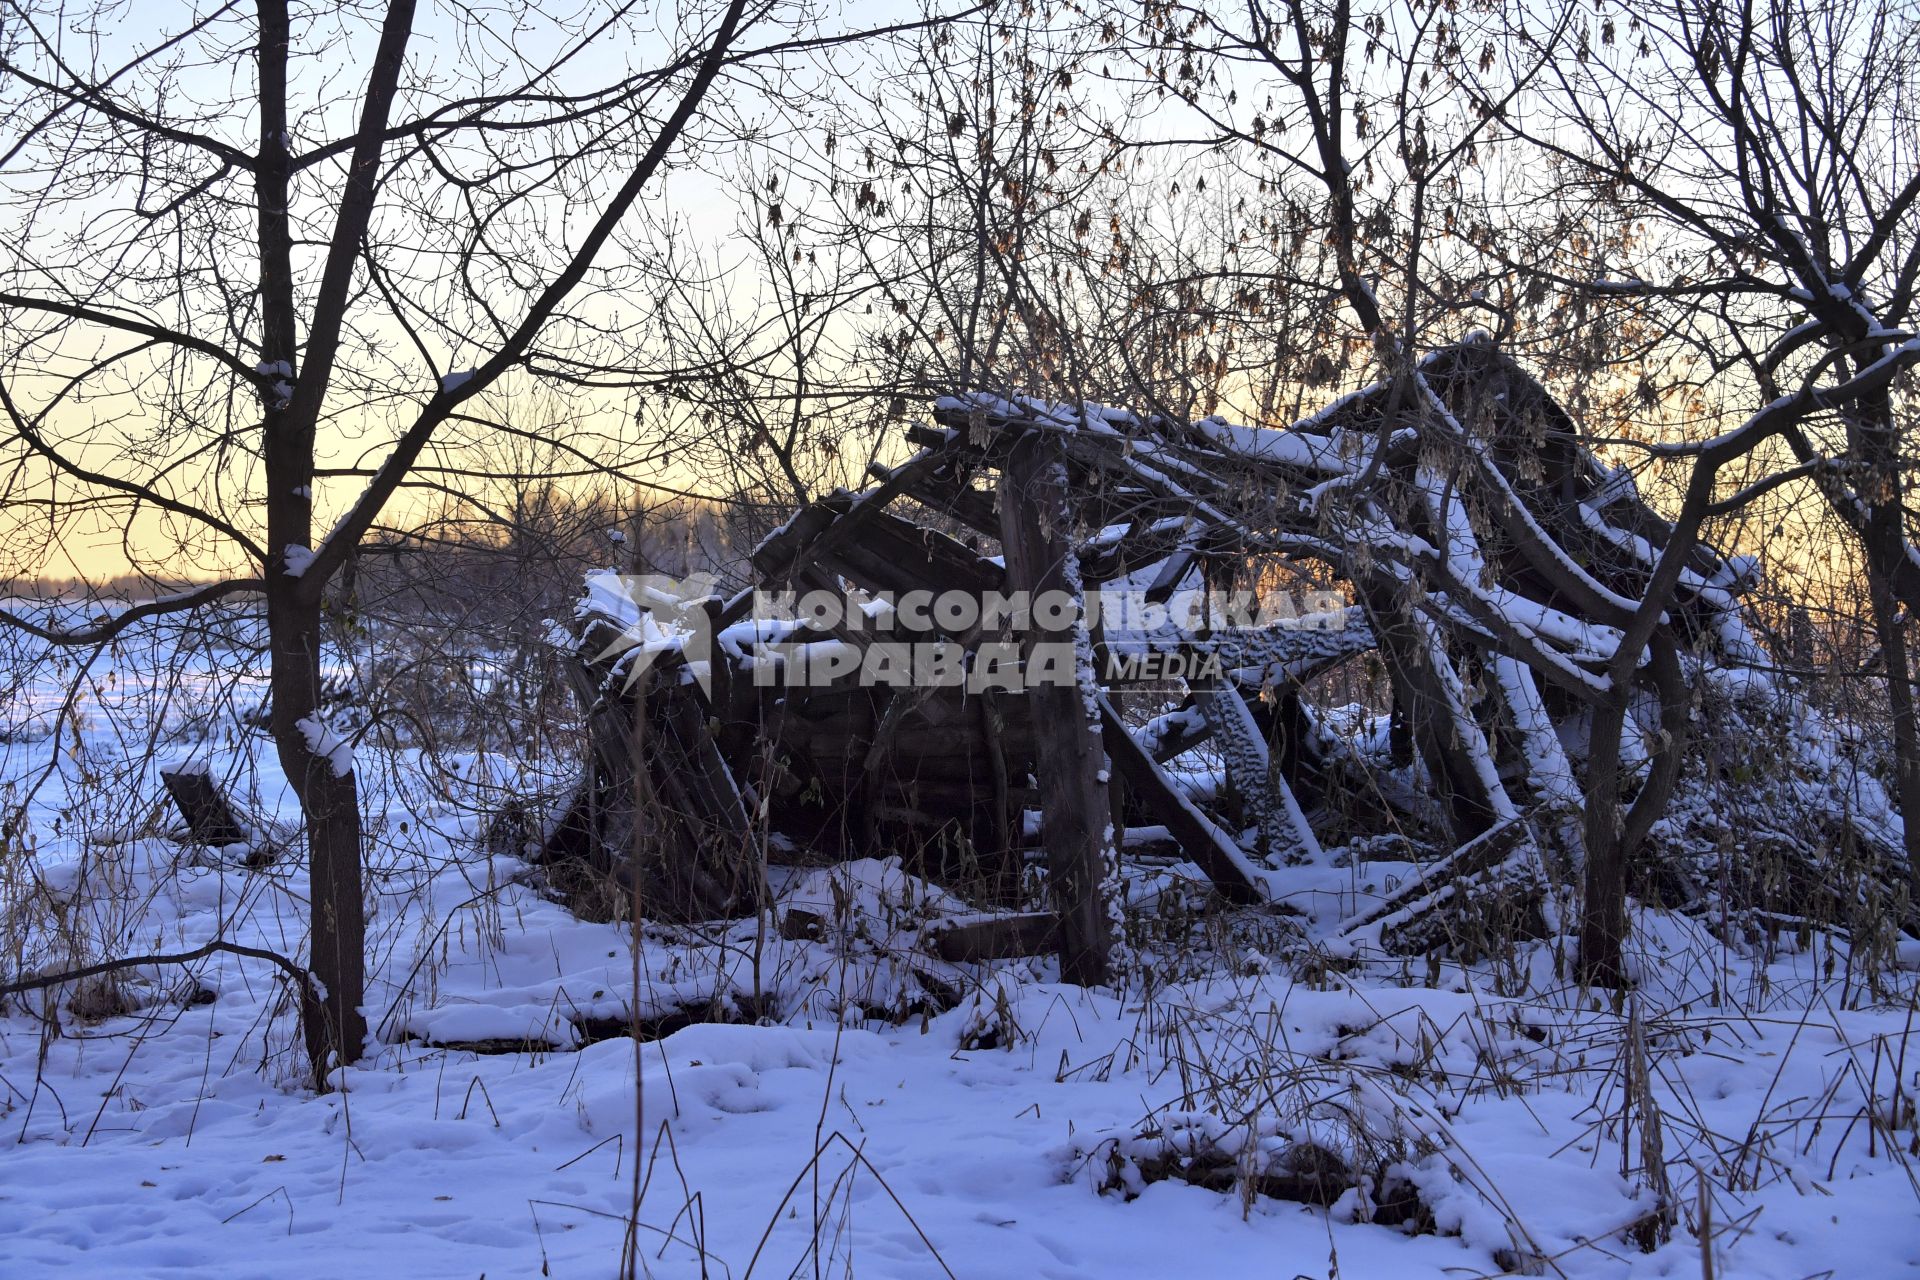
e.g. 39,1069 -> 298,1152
2,623 -> 1918,1278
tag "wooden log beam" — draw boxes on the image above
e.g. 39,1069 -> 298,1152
1190,680 -> 1324,865
1359,577 -> 1514,844
997,430 -> 1114,986
1334,816 -> 1539,954
1136,702 -> 1215,763
930,912 -> 1059,963
1096,693 -> 1265,903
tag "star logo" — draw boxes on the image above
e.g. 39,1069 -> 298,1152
583,572 -> 721,698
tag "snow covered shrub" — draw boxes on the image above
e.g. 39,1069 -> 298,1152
954,980 -> 1024,1051
1057,1072 -> 1455,1233
777,857 -> 1000,1026
1643,668 -> 1913,987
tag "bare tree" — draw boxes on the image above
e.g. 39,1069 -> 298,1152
1494,0 -> 1920,979
0,0 -> 979,1081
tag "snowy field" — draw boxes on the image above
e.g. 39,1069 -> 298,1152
2,613 -> 1918,1279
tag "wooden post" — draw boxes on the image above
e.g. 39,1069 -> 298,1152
997,430 -> 1113,985
975,687 -> 1017,898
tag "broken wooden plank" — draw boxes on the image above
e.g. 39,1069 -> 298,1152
929,912 -> 1058,962
654,680 -> 751,839
1096,693 -> 1265,904
555,642 -> 746,923
158,763 -> 249,847
1190,680 -> 1324,866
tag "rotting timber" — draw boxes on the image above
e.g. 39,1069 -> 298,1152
539,337 -> 1913,981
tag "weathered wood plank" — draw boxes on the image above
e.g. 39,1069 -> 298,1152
815,507 -> 1003,602
997,430 -> 1114,986
930,911 -> 1059,963
1096,693 -> 1265,903
159,764 -> 249,847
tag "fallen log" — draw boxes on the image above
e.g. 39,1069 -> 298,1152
1335,816 -> 1543,955
928,912 -> 1059,962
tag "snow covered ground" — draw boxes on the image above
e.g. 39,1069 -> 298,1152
2,619 -> 1918,1279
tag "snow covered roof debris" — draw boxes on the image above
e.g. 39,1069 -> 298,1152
546,341 -> 1855,983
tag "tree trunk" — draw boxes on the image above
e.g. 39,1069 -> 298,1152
268,590 -> 367,1082
1580,631 -> 1695,988
1854,381 -> 1920,899
1578,692 -> 1630,988
1871,590 -> 1920,899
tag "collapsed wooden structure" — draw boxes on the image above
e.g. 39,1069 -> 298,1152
544,337 -> 1898,977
